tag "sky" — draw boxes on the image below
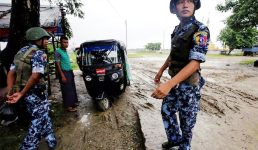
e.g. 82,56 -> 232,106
65,0 -> 231,49
1,0 -> 231,50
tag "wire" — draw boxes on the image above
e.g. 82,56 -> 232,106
105,0 -> 123,19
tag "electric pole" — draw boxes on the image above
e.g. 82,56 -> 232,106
125,19 -> 127,48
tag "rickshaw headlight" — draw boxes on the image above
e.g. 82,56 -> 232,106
85,75 -> 92,81
111,73 -> 119,80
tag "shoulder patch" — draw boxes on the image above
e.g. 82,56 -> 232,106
41,53 -> 48,62
194,31 -> 208,47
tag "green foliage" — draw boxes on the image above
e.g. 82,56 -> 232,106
217,0 -> 258,50
63,17 -> 73,38
47,0 -> 84,18
219,27 -> 258,50
47,0 -> 84,38
47,44 -> 55,60
239,59 -> 256,65
70,52 -> 79,70
47,44 -> 55,53
217,0 -> 258,30
145,43 -> 161,51
62,0 -> 84,18
207,53 -> 243,58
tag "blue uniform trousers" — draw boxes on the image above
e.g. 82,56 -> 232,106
161,83 -> 201,150
20,91 -> 56,150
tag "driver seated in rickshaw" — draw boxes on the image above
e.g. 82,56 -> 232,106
91,50 -> 115,65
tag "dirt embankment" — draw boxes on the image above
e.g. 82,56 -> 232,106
48,72 -> 145,150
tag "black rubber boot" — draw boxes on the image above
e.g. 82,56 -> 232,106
162,141 -> 181,149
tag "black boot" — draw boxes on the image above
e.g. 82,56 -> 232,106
162,141 -> 181,149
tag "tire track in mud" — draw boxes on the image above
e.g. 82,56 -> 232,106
129,57 -> 258,149
129,66 -> 163,111
202,81 -> 258,117
131,62 -> 258,118
128,63 -> 161,111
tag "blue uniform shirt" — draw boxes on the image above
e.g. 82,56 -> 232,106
10,44 -> 47,74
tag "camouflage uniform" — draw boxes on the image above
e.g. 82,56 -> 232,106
10,45 -> 56,150
161,16 -> 209,150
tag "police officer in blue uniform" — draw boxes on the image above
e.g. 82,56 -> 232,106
152,0 -> 209,149
6,27 -> 56,150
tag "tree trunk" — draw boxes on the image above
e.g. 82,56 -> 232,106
0,0 -> 40,69
0,0 -> 40,87
227,48 -> 234,55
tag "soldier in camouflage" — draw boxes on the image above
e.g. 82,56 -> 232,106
151,0 -> 209,150
6,27 -> 56,150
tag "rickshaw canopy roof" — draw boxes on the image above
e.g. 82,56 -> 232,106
81,39 -> 126,52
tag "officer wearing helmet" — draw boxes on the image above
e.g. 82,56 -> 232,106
6,27 -> 57,149
152,0 -> 209,149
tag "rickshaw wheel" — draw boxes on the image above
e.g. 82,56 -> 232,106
126,78 -> 130,86
97,97 -> 110,111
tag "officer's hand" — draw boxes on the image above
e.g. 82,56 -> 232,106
6,92 -> 22,104
61,76 -> 67,83
154,71 -> 163,84
151,82 -> 173,99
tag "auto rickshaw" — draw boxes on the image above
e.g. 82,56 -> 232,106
76,39 -> 131,111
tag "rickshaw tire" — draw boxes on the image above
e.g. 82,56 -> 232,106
126,79 -> 130,86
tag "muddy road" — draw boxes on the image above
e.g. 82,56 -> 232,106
130,56 -> 258,150
49,54 -> 258,150
1,55 -> 258,150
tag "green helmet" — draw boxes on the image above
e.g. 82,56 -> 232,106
25,27 -> 50,41
170,0 -> 201,14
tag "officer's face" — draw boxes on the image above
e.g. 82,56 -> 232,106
42,38 -> 49,49
35,38 -> 49,49
176,0 -> 195,18
61,39 -> 69,49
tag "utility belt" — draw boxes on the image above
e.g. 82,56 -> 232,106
16,84 -> 47,100
168,65 -> 200,86
31,84 -> 47,100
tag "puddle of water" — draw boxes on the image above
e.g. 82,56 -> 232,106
79,113 -> 90,126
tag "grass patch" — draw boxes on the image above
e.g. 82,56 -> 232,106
69,52 -> 79,70
128,50 -> 246,59
239,59 -> 255,65
128,50 -> 169,58
207,52 -> 244,58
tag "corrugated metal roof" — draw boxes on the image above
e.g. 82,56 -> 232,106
0,3 -> 62,41
0,3 -> 61,28
40,6 -> 61,27
0,3 -> 11,28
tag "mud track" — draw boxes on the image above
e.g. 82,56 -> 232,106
51,56 -> 258,150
